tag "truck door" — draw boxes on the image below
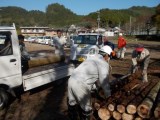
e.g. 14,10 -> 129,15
0,31 -> 22,88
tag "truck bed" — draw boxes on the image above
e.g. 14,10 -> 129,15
23,62 -> 71,75
22,62 -> 75,91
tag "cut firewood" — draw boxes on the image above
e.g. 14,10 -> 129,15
98,107 -> 110,120
137,81 -> 160,118
122,112 -> 134,120
112,111 -> 122,120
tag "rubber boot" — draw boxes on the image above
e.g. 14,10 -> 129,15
79,108 -> 92,120
68,104 -> 78,120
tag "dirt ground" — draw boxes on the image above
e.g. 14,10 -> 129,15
0,41 -> 160,120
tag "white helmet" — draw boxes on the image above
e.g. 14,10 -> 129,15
99,45 -> 112,56
119,33 -> 123,36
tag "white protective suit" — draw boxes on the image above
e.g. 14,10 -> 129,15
68,54 -> 111,112
53,36 -> 66,56
131,48 -> 150,82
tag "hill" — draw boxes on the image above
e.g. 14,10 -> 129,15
0,3 -> 156,30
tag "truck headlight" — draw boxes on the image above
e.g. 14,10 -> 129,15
89,48 -> 96,55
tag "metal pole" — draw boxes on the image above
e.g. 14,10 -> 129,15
97,11 -> 100,30
129,16 -> 132,35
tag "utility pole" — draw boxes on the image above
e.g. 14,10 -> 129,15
97,11 -> 100,30
0,9 -> 2,25
129,16 -> 132,35
119,21 -> 121,30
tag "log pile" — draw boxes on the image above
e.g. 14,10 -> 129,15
92,73 -> 160,120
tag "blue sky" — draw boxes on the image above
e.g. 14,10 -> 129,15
0,0 -> 159,15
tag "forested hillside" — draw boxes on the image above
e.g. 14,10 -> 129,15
0,3 -> 158,30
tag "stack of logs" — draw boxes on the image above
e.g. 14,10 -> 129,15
92,73 -> 160,120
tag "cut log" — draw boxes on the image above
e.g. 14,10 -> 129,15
137,81 -> 160,118
122,112 -> 134,120
134,117 -> 142,120
126,80 -> 157,115
154,94 -> 160,118
112,111 -> 122,120
108,102 -> 116,112
154,103 -> 160,119
29,55 -> 61,68
117,104 -> 125,113
98,107 -> 111,120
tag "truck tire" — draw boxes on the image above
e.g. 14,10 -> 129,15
0,89 -> 9,109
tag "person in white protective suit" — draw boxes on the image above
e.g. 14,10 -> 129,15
131,44 -> 150,82
67,45 -> 113,120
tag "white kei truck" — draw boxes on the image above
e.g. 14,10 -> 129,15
0,24 -> 75,109
70,33 -> 103,62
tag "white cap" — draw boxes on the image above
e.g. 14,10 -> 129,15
99,45 -> 113,55
119,33 -> 123,36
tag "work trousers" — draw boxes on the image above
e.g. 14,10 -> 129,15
117,47 -> 126,59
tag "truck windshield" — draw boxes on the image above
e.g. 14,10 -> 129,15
74,35 -> 97,45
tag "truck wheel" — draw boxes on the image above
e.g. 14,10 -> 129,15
0,89 -> 9,109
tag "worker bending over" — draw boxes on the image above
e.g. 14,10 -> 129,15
67,45 -> 112,120
131,44 -> 150,82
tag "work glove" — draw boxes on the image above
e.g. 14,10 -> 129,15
105,95 -> 111,101
142,69 -> 147,75
132,65 -> 139,74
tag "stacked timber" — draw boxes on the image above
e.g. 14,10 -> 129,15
92,73 -> 160,120
137,81 -> 160,118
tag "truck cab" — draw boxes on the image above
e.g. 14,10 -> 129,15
0,24 -> 22,88
70,33 -> 103,62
